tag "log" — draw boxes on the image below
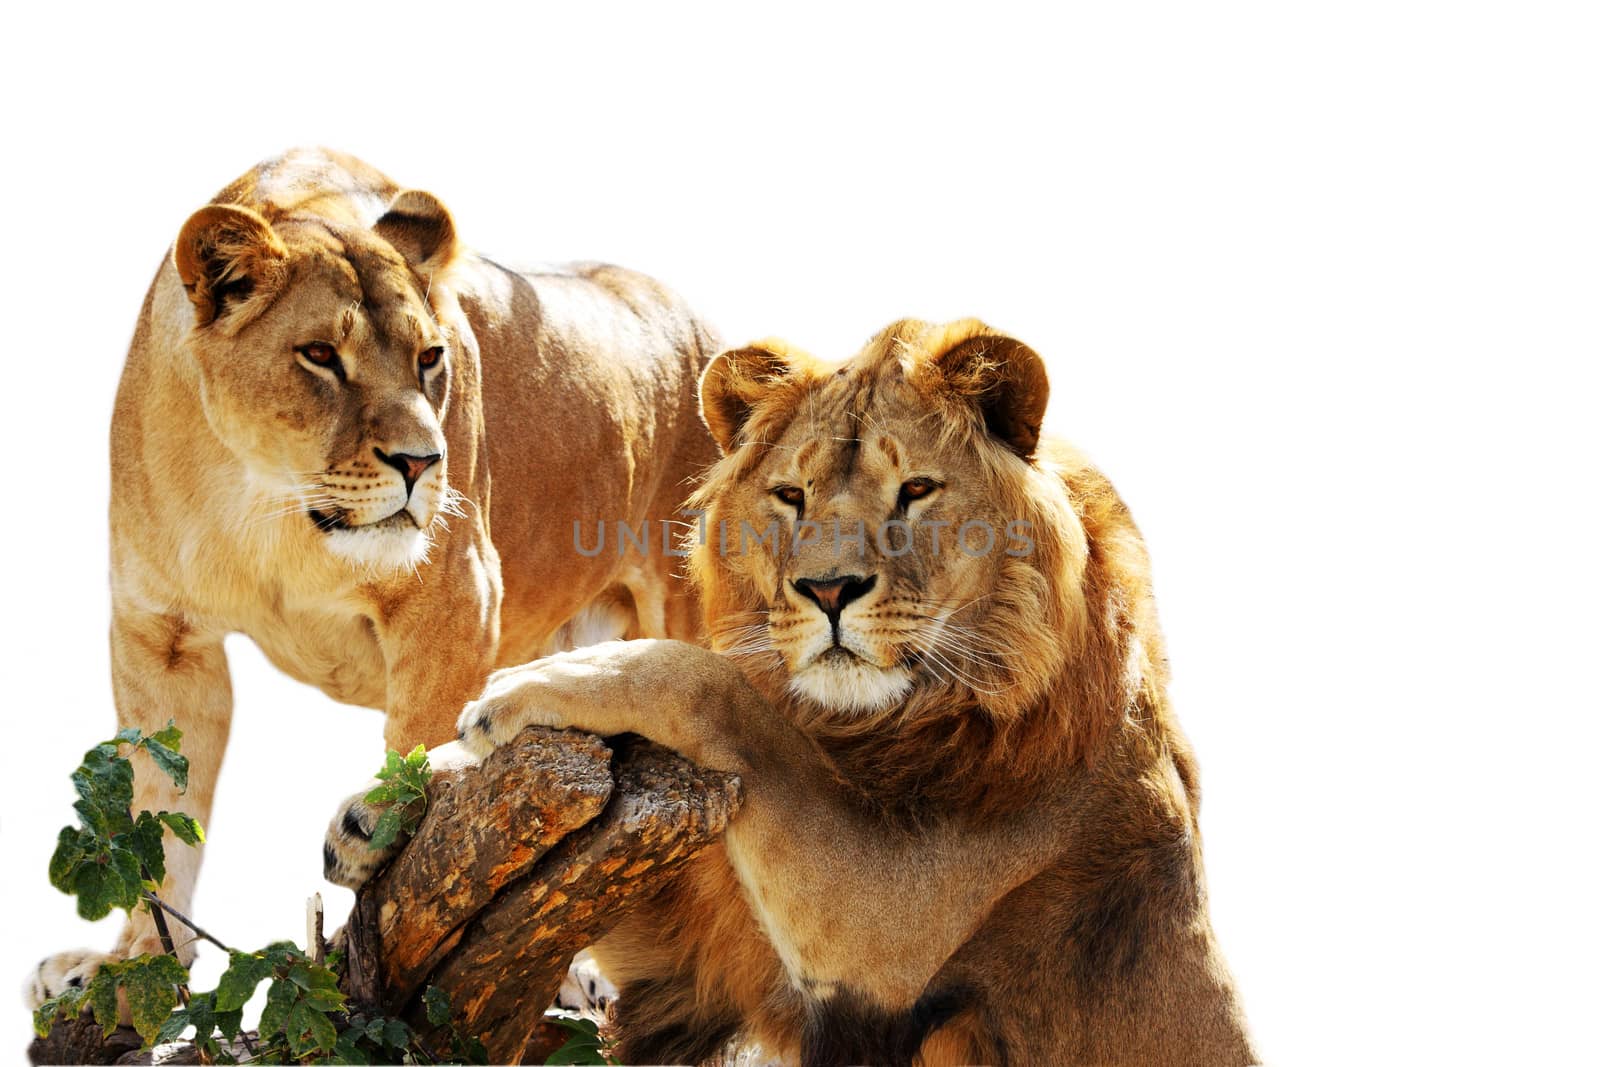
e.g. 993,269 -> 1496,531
28,727 -> 742,1067
352,728 -> 742,1063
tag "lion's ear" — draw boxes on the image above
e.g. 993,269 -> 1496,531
173,205 -> 289,328
374,190 -> 460,281
926,324 -> 1050,460
699,343 -> 798,454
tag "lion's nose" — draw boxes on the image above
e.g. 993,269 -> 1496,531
373,448 -> 441,495
793,574 -> 877,628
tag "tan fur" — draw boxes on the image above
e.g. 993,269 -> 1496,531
421,319 -> 1256,1063
33,148 -> 719,992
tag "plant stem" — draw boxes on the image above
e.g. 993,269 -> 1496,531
141,891 -> 235,954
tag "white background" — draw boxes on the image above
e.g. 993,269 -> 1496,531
1,3 -> 1596,1064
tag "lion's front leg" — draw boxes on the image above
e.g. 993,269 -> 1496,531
457,639 -> 757,776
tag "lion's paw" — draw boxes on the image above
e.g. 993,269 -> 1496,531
456,675 -> 564,760
322,784 -> 403,890
24,949 -> 115,1010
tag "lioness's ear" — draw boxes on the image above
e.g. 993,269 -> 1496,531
699,342 -> 798,454
374,190 -> 459,280
926,324 -> 1050,459
173,205 -> 289,328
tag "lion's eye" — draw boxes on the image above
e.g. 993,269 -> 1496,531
419,345 -> 444,370
898,477 -> 941,509
297,343 -> 343,379
772,485 -> 805,511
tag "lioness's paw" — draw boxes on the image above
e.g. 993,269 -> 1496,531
24,949 -> 114,1010
322,785 -> 402,889
456,674 -> 565,759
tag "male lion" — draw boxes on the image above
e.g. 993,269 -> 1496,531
328,319 -> 1257,1064
29,149 -> 720,1005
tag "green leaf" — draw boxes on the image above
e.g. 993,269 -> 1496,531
158,810 -> 205,846
71,848 -> 141,920
423,984 -> 452,1028
382,1018 -> 410,1051
363,781 -> 402,805
215,950 -> 274,1012
286,961 -> 345,1011
143,737 -> 189,793
334,1028 -> 373,1064
48,826 -> 95,894
126,812 -> 167,885
461,1034 -> 490,1065
114,726 -> 146,746
87,969 -> 120,1037
286,999 -> 338,1057
149,722 -> 183,752
115,954 -> 187,1046
71,744 -> 136,838
368,805 -> 407,852
214,1006 -> 244,1042
543,1015 -> 609,1066
31,986 -> 86,1039
157,1007 -> 191,1044
258,974 -> 297,1040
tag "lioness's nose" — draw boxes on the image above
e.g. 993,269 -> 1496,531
374,448 -> 441,494
793,574 -> 877,624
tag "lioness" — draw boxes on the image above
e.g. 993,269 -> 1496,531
328,319 -> 1257,1064
29,148 -> 720,1004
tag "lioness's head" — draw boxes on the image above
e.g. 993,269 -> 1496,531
691,319 -> 1088,720
172,191 -> 464,570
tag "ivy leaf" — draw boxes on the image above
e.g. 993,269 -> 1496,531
72,847 -> 142,920
157,1007 -> 191,1044
126,812 -> 168,886
149,722 -> 183,752
143,736 -> 189,793
368,805 -> 408,852
334,1028 -> 373,1064
48,826 -> 95,894
71,744 -> 135,838
423,985 -> 452,1028
158,811 -> 205,846
382,1018 -> 410,1051
257,974 -> 297,1042
87,967 -> 120,1037
286,960 -> 345,1011
31,986 -> 86,1039
544,1017 -> 607,1065
116,954 -> 187,1046
286,999 -> 338,1057
215,950 -> 274,1012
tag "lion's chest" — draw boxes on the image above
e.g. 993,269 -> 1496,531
246,606 -> 389,710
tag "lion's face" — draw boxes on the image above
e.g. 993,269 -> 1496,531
693,320 -> 1067,716
173,193 -> 463,570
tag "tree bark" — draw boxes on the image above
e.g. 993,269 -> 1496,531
351,727 -> 742,1063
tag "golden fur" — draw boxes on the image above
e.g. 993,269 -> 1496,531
371,318 -> 1256,1064
31,149 -> 720,999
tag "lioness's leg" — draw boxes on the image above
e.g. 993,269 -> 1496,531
27,608 -> 231,1007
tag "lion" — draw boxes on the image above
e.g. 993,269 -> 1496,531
27,148 -> 721,1006
327,318 -> 1258,1064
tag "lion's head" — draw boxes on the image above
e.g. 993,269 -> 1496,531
172,190 -> 465,570
689,319 -> 1095,730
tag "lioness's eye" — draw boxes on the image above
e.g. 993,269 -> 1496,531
419,345 -> 444,369
297,343 -> 343,379
898,477 -> 941,509
772,485 -> 805,511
